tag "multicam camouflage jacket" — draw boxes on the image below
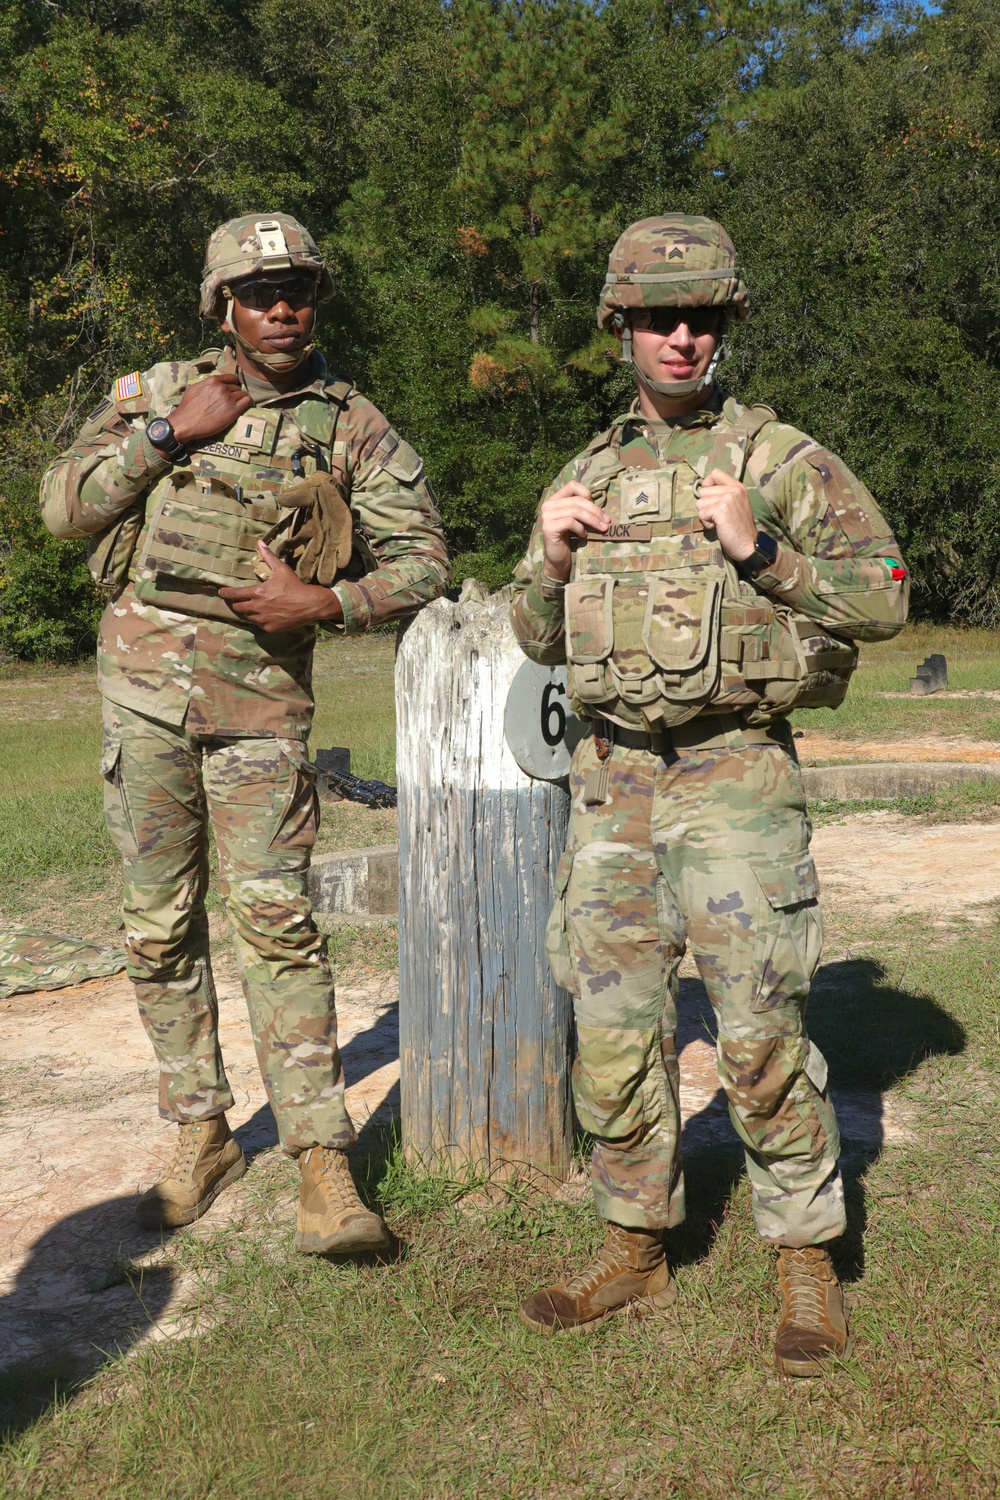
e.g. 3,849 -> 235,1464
511,392 -> 909,729
41,347 -> 449,738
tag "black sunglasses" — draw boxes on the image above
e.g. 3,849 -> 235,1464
631,307 -> 723,336
232,274 -> 317,311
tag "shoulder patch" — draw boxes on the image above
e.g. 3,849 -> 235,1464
803,447 -> 893,546
84,397 -> 111,426
78,395 -> 132,442
376,429 -> 423,483
113,371 -> 150,414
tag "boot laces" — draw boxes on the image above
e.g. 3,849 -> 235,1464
782,1248 -> 832,1327
310,1148 -> 359,1211
163,1122 -> 206,1179
560,1241 -> 628,1299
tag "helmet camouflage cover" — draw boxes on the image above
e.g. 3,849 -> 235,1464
199,213 -> 334,321
597,215 -> 748,330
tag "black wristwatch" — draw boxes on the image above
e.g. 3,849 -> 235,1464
146,417 -> 188,464
740,531 -> 779,578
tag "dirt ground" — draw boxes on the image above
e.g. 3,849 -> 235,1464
797,727 -> 1000,765
6,804 -> 983,1378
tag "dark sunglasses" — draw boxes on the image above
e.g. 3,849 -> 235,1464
231,274 -> 317,311
631,307 -> 723,336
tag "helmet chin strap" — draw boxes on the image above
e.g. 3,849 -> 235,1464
614,312 -> 726,400
224,293 -> 315,375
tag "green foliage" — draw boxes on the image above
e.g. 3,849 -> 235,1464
2,0 -> 1000,656
0,477 -> 102,661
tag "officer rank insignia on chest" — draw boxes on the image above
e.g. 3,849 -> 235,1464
233,415 -> 270,449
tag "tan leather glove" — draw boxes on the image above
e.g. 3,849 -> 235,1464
265,471 -> 354,586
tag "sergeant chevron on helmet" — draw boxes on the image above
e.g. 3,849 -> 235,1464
510,215 -> 908,1375
41,213 -> 449,1254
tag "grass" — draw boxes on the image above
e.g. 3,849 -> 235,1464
3,628 -> 1000,1494
1,903 -> 999,1497
810,775 -> 1000,826
0,634 -> 400,934
793,622 -> 1000,743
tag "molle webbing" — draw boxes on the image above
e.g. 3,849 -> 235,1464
563,404 -> 857,727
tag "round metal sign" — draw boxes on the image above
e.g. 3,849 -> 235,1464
504,659 -> 584,781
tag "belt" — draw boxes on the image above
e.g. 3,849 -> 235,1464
588,713 -> 791,758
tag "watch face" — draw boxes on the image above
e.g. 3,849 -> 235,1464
147,418 -> 171,446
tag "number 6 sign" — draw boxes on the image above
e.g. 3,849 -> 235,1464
503,659 -> 585,781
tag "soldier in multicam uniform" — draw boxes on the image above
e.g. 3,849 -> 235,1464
510,216 -> 908,1374
41,214 -> 449,1254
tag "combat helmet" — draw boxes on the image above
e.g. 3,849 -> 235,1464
200,213 -> 334,373
598,215 -> 747,398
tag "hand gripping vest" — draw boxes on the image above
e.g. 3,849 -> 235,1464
128,383 -> 356,624
564,406 -> 858,728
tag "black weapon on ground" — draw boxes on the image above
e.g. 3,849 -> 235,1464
324,769 -> 397,809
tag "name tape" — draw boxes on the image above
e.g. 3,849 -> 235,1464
584,522 -> 653,542
198,442 -> 252,462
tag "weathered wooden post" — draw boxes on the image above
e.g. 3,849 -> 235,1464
396,583 -> 578,1184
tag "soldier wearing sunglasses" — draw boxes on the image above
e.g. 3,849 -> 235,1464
510,215 -> 908,1374
41,214 -> 448,1254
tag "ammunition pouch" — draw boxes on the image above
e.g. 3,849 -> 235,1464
564,426 -> 858,725
87,503 -> 145,595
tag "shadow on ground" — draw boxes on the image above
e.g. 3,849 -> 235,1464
666,957 -> 965,1276
0,1001 -> 403,1446
0,1194 -> 176,1444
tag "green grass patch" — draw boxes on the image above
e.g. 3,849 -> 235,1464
811,775 -> 1000,826
794,622 -> 1000,742
2,910 -> 999,1496
0,636 -> 400,928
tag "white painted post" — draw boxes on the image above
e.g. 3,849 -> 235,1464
395,584 -> 575,1183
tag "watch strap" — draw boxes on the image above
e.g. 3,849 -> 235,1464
740,531 -> 778,579
146,418 -> 188,464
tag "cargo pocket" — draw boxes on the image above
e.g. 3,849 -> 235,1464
565,578 -> 613,705
750,855 -> 823,1014
99,732 -> 138,858
544,851 -> 579,996
643,572 -> 723,703
268,740 -> 319,852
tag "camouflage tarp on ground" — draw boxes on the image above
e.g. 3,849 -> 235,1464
0,928 -> 126,999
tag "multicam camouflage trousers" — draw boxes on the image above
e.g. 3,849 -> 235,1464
546,721 -> 845,1248
100,699 -> 355,1155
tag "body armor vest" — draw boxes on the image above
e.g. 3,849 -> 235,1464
86,364 -> 360,623
564,406 -> 858,728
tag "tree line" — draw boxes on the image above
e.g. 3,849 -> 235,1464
1,0 -> 998,659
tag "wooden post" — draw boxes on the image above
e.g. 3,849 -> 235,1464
396,584 -> 574,1184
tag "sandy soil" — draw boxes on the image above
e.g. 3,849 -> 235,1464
811,812 -> 1000,918
797,729 -> 1000,766
4,808 -> 990,1375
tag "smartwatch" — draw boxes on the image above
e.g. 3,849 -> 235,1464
740,531 -> 779,579
146,417 -> 188,464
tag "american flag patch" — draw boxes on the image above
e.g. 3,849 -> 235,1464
115,371 -> 143,403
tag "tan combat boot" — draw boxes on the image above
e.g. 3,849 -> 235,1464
295,1146 -> 390,1254
519,1221 -> 675,1335
136,1116 -> 246,1229
774,1246 -> 850,1377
